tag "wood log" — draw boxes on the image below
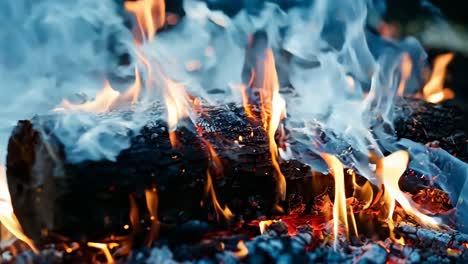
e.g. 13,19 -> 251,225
6,104 -> 322,244
5,98 -> 465,245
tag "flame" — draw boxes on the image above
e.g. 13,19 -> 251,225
145,187 -> 160,247
0,165 -> 37,253
351,171 -> 374,210
262,50 -> 287,204
321,154 -> 348,250
423,53 -> 455,103
124,0 -> 166,42
232,240 -> 248,259
163,79 -> 192,148
87,242 -> 115,264
203,170 -> 233,222
57,68 -> 142,113
377,151 -> 439,240
397,53 -> 413,96
259,220 -> 280,234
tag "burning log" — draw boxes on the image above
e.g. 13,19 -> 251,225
5,104 -> 320,244
5,98 -> 465,246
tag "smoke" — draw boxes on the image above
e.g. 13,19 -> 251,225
0,0 -> 466,230
0,0 -> 131,161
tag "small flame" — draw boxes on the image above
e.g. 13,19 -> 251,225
351,171 -> 374,210
163,79 -> 192,148
259,220 -> 280,234
87,242 -> 116,264
145,187 -> 160,247
397,53 -> 413,96
56,68 -> 142,113
124,0 -> 166,42
377,151 -> 439,236
423,53 -> 455,103
58,81 -> 120,113
232,240 -> 248,259
0,165 -> 37,253
321,154 -> 348,250
204,170 -> 233,222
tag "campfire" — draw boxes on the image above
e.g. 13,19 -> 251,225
1,0 -> 467,263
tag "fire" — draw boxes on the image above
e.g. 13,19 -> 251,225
232,240 -> 248,259
87,242 -> 116,264
203,170 -> 233,222
145,187 -> 160,247
201,140 -> 232,222
56,68 -> 141,113
259,220 -> 280,234
321,154 -> 348,250
422,53 -> 455,103
397,53 -> 413,96
124,0 -> 166,42
0,165 -> 37,253
163,78 -> 193,148
377,151 -> 439,240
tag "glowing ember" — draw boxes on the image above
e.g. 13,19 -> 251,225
321,154 -> 349,250
232,240 -> 248,259
423,53 -> 455,103
124,0 -> 166,42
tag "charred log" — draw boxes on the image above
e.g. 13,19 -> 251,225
6,104 -> 322,244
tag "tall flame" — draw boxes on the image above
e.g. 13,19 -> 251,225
124,0 -> 166,42
145,187 -> 160,247
262,50 -> 287,205
321,154 -> 348,250
423,53 -> 455,103
0,165 -> 37,253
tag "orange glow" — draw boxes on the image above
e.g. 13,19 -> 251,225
377,151 -> 439,234
321,154 -> 348,250
125,0 -> 165,42
239,84 -> 256,119
423,53 -> 455,103
87,242 -> 115,264
0,165 -> 37,253
145,188 -> 160,247
346,75 -> 355,93
397,53 -> 413,96
258,220 -> 280,234
111,67 -> 142,109
232,240 -> 248,259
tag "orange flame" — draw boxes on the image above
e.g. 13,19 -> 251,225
87,242 -> 117,264
377,151 -> 439,242
423,53 -> 455,103
203,170 -> 233,222
163,79 -> 192,148
56,68 -> 142,113
259,220 -> 280,234
261,50 -> 287,204
397,53 -> 413,96
0,165 -> 37,253
321,154 -> 348,250
124,0 -> 166,42
231,240 -> 248,259
145,187 -> 160,247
